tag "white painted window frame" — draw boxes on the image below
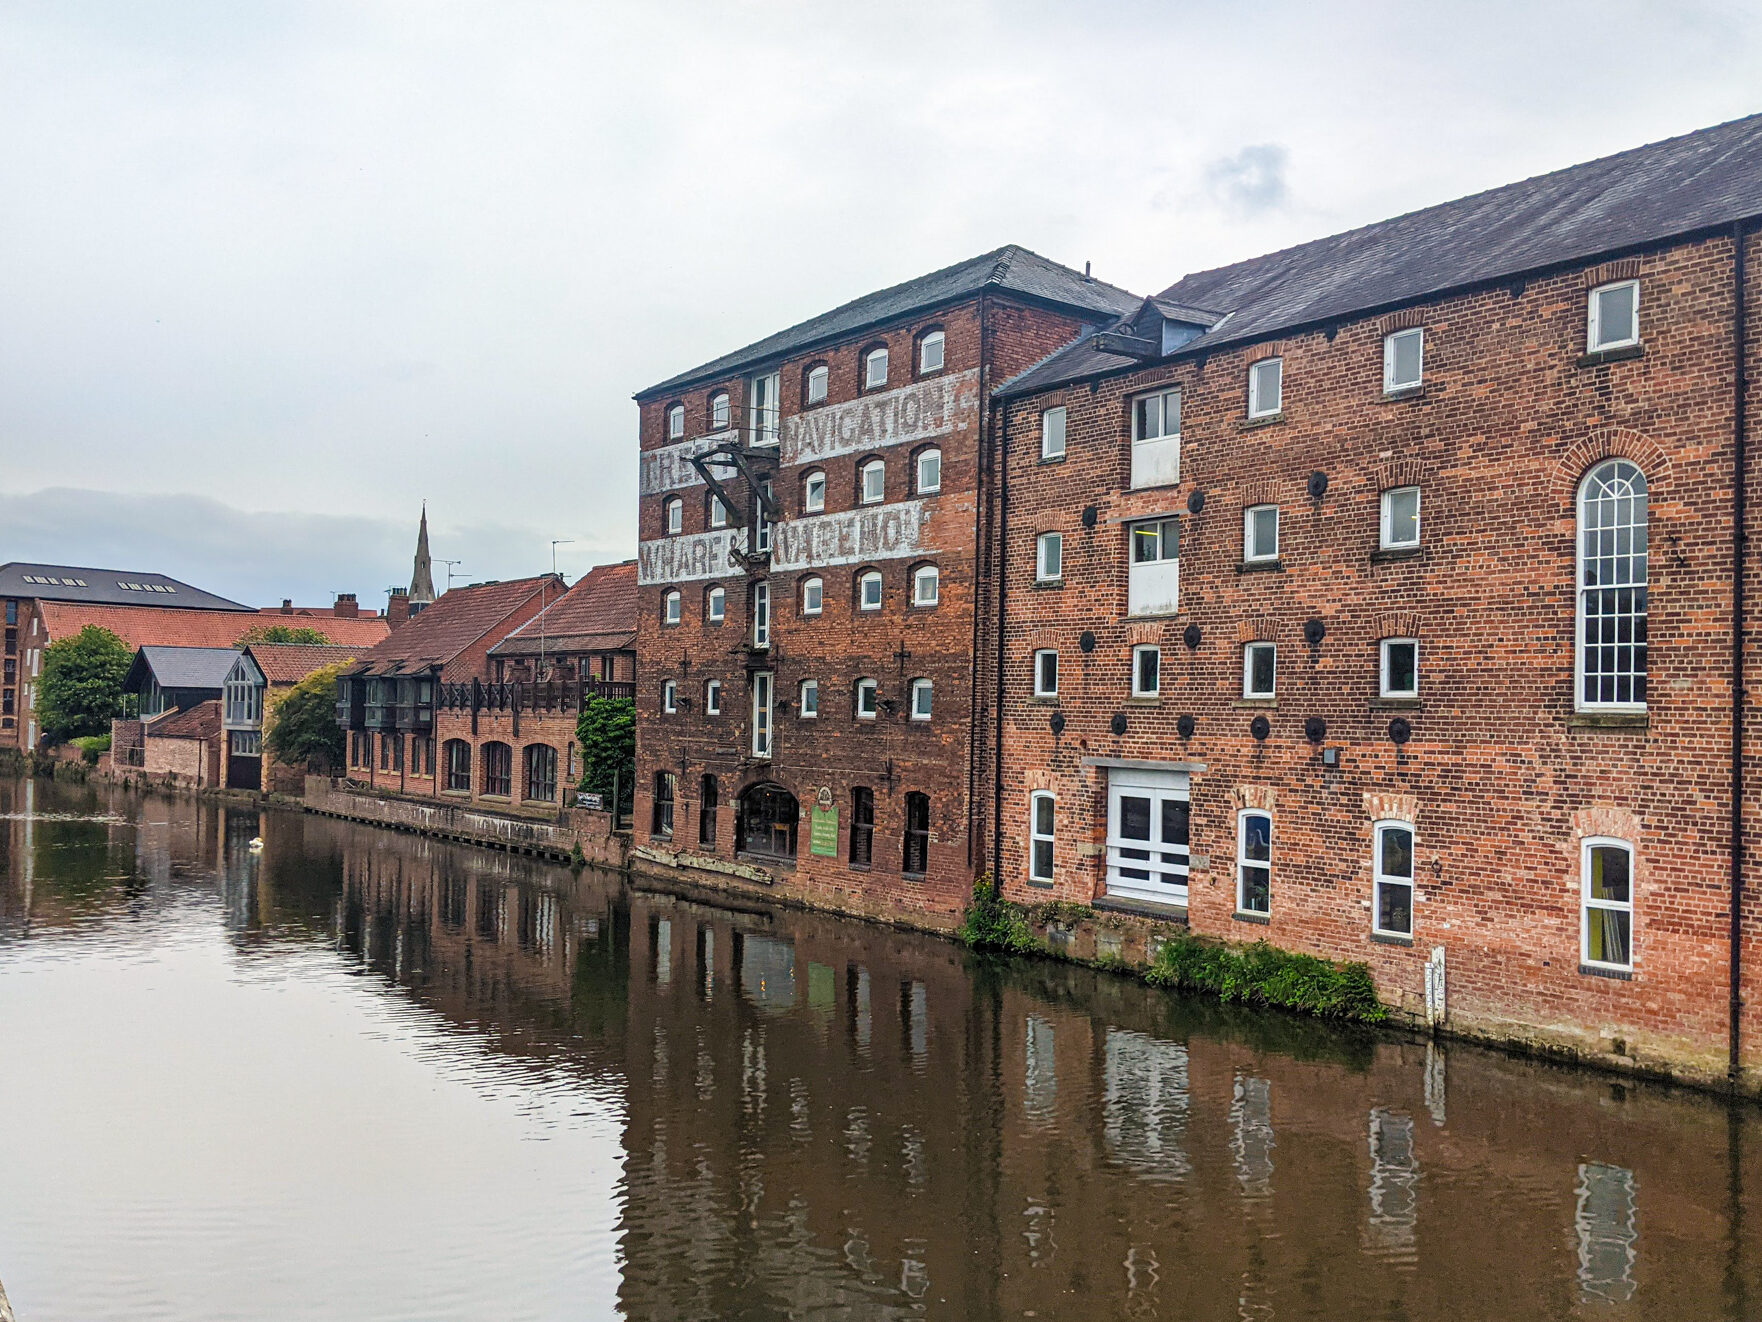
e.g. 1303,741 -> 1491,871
704,679 -> 721,715
1131,644 -> 1160,697
1036,532 -> 1063,581
798,678 -> 818,718
1033,649 -> 1059,698
706,586 -> 725,624
1242,641 -> 1276,698
1587,280 -> 1640,352
801,576 -> 823,616
662,679 -> 677,714
802,470 -> 827,513
662,589 -> 681,625
664,497 -> 682,535
1243,504 -> 1280,562
858,571 -> 883,611
1380,638 -> 1419,698
1041,406 -> 1067,460
918,330 -> 945,374
806,364 -> 829,405
1237,808 -> 1272,915
1383,327 -> 1424,392
751,671 -> 773,757
855,677 -> 879,720
1581,836 -> 1635,972
1380,486 -> 1422,549
864,346 -> 889,389
1373,820 -> 1416,937
751,581 -> 770,649
667,404 -> 684,438
909,677 -> 933,720
916,447 -> 942,494
912,564 -> 940,607
1247,357 -> 1283,418
1029,792 -> 1056,882
860,458 -> 886,505
709,391 -> 730,429
1575,459 -> 1649,713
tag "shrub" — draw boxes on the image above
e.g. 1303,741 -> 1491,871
71,733 -> 111,765
957,877 -> 1040,955
1144,933 -> 1385,1022
37,626 -> 132,740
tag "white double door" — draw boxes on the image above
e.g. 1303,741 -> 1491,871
1105,768 -> 1190,906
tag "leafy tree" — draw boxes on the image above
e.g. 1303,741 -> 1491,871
265,662 -> 348,772
37,626 -> 132,741
237,623 -> 332,646
576,694 -> 635,804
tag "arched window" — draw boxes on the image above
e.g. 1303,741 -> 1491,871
863,345 -> 889,390
664,496 -> 682,535
738,782 -> 798,859
805,363 -> 830,406
523,743 -> 557,801
662,589 -> 682,625
1582,836 -> 1634,970
652,771 -> 676,838
850,787 -> 875,865
443,739 -> 472,792
855,677 -> 879,719
666,404 -> 685,439
705,584 -> 725,623
902,792 -> 930,875
1029,792 -> 1055,881
802,469 -> 826,513
911,563 -> 939,607
859,458 -> 886,505
857,569 -> 883,611
1576,459 -> 1649,710
699,775 -> 719,847
917,328 -> 945,375
481,741 -> 512,797
800,576 -> 824,616
914,446 -> 942,494
1237,810 -> 1271,915
709,391 -> 730,430
707,493 -> 728,528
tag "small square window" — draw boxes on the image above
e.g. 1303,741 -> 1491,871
1588,280 -> 1640,352
799,679 -> 819,718
910,678 -> 933,720
1381,487 -> 1421,549
1384,328 -> 1423,392
916,448 -> 941,494
855,678 -> 879,719
919,331 -> 944,374
912,565 -> 940,607
859,571 -> 883,611
1380,639 -> 1418,698
865,347 -> 889,389
1132,644 -> 1160,698
1041,406 -> 1067,460
1243,642 -> 1276,698
1248,357 -> 1283,418
705,680 -> 722,715
807,364 -> 829,405
1244,505 -> 1279,562
1036,532 -> 1063,581
1033,649 -> 1058,698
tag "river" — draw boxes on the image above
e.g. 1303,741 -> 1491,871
0,776 -> 1755,1320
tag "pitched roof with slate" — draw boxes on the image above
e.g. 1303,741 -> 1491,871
641,246 -> 1142,397
244,643 -> 364,685
347,575 -> 562,679
126,646 -> 241,694
1000,113 -> 1762,398
145,699 -> 222,740
0,562 -> 251,611
492,560 -> 638,658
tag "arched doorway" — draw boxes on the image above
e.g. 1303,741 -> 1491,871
738,783 -> 799,861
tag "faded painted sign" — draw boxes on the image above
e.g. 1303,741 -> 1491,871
637,527 -> 750,584
781,369 -> 977,466
639,430 -> 737,496
767,501 -> 930,572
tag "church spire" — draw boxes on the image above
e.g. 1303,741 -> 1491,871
410,503 -> 436,603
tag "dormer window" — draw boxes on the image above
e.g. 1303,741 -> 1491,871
864,346 -> 889,390
667,404 -> 685,439
1588,280 -> 1640,352
1248,358 -> 1283,418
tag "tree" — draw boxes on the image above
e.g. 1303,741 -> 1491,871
237,623 -> 332,646
37,626 -> 132,741
576,694 -> 635,805
265,662 -> 348,773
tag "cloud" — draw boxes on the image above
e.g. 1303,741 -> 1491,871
1204,144 -> 1291,217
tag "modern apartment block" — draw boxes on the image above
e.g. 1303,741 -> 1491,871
986,115 -> 1762,1087
631,248 -> 1141,924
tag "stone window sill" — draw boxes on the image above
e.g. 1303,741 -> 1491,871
1031,578 -> 1065,589
1370,546 -> 1423,564
1093,895 -> 1189,924
1125,696 -> 1161,706
1371,697 -> 1422,710
1370,931 -> 1414,947
1234,698 -> 1277,709
1577,344 -> 1644,368
1038,454 -> 1067,466
478,795 -> 510,804
1025,877 -> 1055,890
1581,962 -> 1633,980
1030,695 -> 1060,705
1379,385 -> 1425,403
1239,412 -> 1285,432
1238,558 -> 1284,574
1233,910 -> 1270,926
1568,712 -> 1649,731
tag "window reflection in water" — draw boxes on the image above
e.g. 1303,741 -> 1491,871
1576,1161 -> 1638,1304
1103,1028 -> 1191,1181
1365,1108 -> 1418,1261
1231,1075 -> 1274,1199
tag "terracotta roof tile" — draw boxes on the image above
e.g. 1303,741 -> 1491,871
245,643 -> 363,684
145,700 -> 221,740
349,575 -> 560,678
492,561 -> 638,657
35,602 -> 389,652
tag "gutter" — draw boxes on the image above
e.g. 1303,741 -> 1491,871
1732,219 -> 1751,1085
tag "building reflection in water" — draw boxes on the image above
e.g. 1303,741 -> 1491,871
1365,1108 -> 1419,1263
1577,1161 -> 1639,1304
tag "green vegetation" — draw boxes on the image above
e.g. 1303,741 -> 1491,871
237,624 -> 332,646
1144,933 -> 1385,1021
37,626 -> 132,741
71,733 -> 111,765
957,877 -> 1039,954
575,694 -> 635,801
264,663 -> 348,772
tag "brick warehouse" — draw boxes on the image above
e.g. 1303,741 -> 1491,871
631,248 -> 1141,924
985,115 -> 1762,1090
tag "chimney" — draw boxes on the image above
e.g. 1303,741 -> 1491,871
334,593 -> 359,619
281,598 -> 293,613
386,587 -> 411,629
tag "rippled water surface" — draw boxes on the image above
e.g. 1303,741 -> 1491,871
0,777 -> 1757,1320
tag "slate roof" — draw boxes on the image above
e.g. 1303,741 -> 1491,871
346,576 -> 562,679
244,643 -> 364,685
641,246 -> 1142,397
145,700 -> 221,741
492,560 -> 638,657
0,562 -> 250,611
1000,113 -> 1762,397
125,646 -> 241,694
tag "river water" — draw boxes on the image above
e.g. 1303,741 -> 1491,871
0,776 -> 1755,1320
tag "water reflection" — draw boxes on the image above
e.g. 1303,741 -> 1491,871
1,776 -> 1760,1321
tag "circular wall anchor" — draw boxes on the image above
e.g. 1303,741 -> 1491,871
1050,711 -> 1066,735
1187,489 -> 1206,515
1304,716 -> 1326,743
1110,713 -> 1128,736
1250,715 -> 1270,741
1079,630 -> 1097,653
1304,617 -> 1326,645
1081,505 -> 1099,528
1308,470 -> 1329,499
1183,623 -> 1202,650
1176,714 -> 1196,739
1389,717 -> 1412,745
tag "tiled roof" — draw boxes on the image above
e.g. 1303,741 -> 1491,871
1000,113 -> 1762,397
347,576 -> 562,678
0,562 -> 250,611
244,611 -> 390,647
125,646 -> 240,693
145,700 -> 221,740
492,560 -> 638,657
641,246 -> 1142,397
244,643 -> 363,685
37,603 -> 261,651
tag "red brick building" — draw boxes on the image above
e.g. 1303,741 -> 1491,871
631,247 -> 1140,924
985,116 -> 1762,1088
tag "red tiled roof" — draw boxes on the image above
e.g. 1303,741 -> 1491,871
257,605 -> 384,620
492,560 -> 637,657
246,610 -> 390,646
145,700 -> 221,740
37,602 -> 389,650
245,643 -> 363,685
348,576 -> 560,678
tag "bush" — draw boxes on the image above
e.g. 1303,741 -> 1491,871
957,877 -> 1040,954
576,695 -> 635,801
265,663 -> 348,772
1144,932 -> 1386,1021
71,734 -> 111,765
37,626 -> 132,741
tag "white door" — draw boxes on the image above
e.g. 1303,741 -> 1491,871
1106,768 -> 1189,906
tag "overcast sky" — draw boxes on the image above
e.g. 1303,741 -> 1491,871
4,1 -> 1760,609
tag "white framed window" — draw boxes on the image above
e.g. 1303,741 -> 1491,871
1029,793 -> 1056,882
1033,649 -> 1059,698
667,404 -> 684,439
1130,387 -> 1181,488
1576,459 -> 1649,711
708,495 -> 728,529
1041,406 -> 1067,460
1243,642 -> 1276,698
704,679 -> 722,715
755,478 -> 773,553
1588,280 -> 1640,352
1380,487 -> 1421,549
706,585 -> 726,623
662,589 -> 681,625
798,678 -> 818,718
910,677 -> 933,720
749,371 -> 781,445
801,576 -> 824,616
860,459 -> 886,504
918,330 -> 945,374
1243,504 -> 1279,562
855,678 -> 879,719
751,671 -> 773,757
1248,357 -> 1283,418
1131,644 -> 1160,698
864,346 -> 889,389
1582,837 -> 1634,971
1127,516 -> 1180,616
1383,327 -> 1424,392
806,364 -> 829,405
662,679 -> 677,714
664,497 -> 682,535
709,391 -> 730,430
1373,821 -> 1415,936
1237,810 -> 1271,915
912,564 -> 940,607
858,570 -> 883,611
1380,639 -> 1418,698
802,470 -> 826,513
1036,532 -> 1063,581
915,447 -> 941,494
751,581 -> 770,649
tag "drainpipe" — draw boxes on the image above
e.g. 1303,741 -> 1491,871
1732,218 -> 1751,1087
967,294 -> 992,869
991,400 -> 1012,890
